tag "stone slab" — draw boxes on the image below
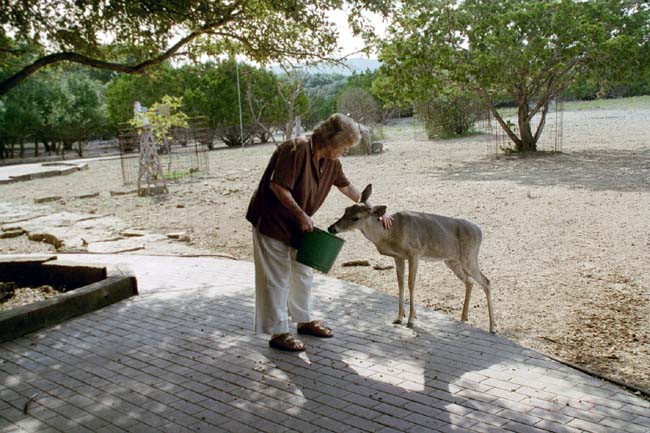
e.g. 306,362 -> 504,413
0,257 -> 137,343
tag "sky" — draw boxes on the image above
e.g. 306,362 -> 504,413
330,9 -> 388,59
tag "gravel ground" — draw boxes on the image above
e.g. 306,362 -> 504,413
1,103 -> 649,392
0,285 -> 60,312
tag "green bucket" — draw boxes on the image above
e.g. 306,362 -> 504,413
296,227 -> 345,273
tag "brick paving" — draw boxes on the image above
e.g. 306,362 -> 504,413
1,254 -> 648,433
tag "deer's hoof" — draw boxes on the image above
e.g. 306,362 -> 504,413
406,322 -> 414,328
393,319 -> 402,325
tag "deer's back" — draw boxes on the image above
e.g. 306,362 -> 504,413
376,211 -> 481,260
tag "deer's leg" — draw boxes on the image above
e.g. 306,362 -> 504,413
393,257 -> 405,324
475,270 -> 495,334
406,255 -> 419,328
445,260 -> 473,323
464,257 -> 496,334
482,279 -> 496,333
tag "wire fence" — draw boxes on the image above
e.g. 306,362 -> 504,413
480,100 -> 564,158
119,121 -> 210,186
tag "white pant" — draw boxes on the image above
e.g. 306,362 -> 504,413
253,228 -> 313,335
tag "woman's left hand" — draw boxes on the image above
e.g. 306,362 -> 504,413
379,214 -> 393,230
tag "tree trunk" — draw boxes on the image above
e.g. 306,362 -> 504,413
517,103 -> 537,152
479,90 -> 522,150
19,140 -> 25,158
76,141 -> 84,157
284,118 -> 296,141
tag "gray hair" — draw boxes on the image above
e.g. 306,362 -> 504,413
312,113 -> 361,149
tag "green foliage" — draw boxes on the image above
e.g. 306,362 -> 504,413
337,87 -> 381,123
163,169 -> 195,180
345,70 -> 378,95
106,60 -> 308,147
130,96 -> 189,145
0,0 -> 392,95
565,71 -> 650,100
245,65 -> 285,133
304,73 -> 348,99
336,69 -> 384,123
377,0 -> 650,151
303,73 -> 347,127
105,64 -> 185,126
416,89 -> 483,138
0,66 -> 110,156
306,94 -> 338,128
182,60 -> 252,130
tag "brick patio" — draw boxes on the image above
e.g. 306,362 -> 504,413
1,254 -> 648,433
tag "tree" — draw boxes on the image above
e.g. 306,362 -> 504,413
130,96 -> 189,149
414,87 -> 483,138
245,67 -> 285,144
0,66 -> 110,158
377,0 -> 650,152
337,69 -> 388,123
0,75 -> 52,157
105,64 -> 185,127
337,87 -> 381,124
274,68 -> 311,141
182,59 -> 257,147
49,70 -> 110,156
0,0 -> 391,96
303,73 -> 347,128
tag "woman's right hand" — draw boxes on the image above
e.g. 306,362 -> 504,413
297,211 -> 314,232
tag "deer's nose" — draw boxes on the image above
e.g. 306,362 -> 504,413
327,225 -> 337,234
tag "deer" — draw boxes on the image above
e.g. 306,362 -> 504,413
327,184 -> 496,333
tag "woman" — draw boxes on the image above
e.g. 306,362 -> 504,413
246,113 -> 391,351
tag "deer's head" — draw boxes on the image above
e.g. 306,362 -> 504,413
328,184 -> 386,234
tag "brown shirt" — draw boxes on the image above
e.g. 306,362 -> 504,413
246,136 -> 350,248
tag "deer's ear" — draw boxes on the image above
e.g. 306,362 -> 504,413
360,184 -> 372,203
371,205 -> 386,217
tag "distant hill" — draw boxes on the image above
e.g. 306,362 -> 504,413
269,58 -> 381,76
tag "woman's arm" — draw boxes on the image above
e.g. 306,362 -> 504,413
270,182 -> 314,232
337,184 -> 361,203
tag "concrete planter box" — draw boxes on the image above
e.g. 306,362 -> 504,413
0,255 -> 138,342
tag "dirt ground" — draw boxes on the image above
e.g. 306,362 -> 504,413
0,285 -> 60,312
1,106 -> 649,392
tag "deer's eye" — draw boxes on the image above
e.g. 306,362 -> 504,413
352,217 -> 360,222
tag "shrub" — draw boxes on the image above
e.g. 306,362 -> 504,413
415,90 -> 483,138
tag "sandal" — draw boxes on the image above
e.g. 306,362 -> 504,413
269,333 -> 305,352
297,321 -> 334,338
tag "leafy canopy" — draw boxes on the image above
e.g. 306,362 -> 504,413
0,66 -> 109,149
376,0 -> 650,151
130,96 -> 189,145
0,0 -> 391,95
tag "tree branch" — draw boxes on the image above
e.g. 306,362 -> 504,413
0,2 -> 246,97
478,88 -> 522,148
0,30 -> 202,96
533,101 -> 550,143
246,82 -> 279,146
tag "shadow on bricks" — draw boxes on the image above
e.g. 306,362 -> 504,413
1,256 -> 647,433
